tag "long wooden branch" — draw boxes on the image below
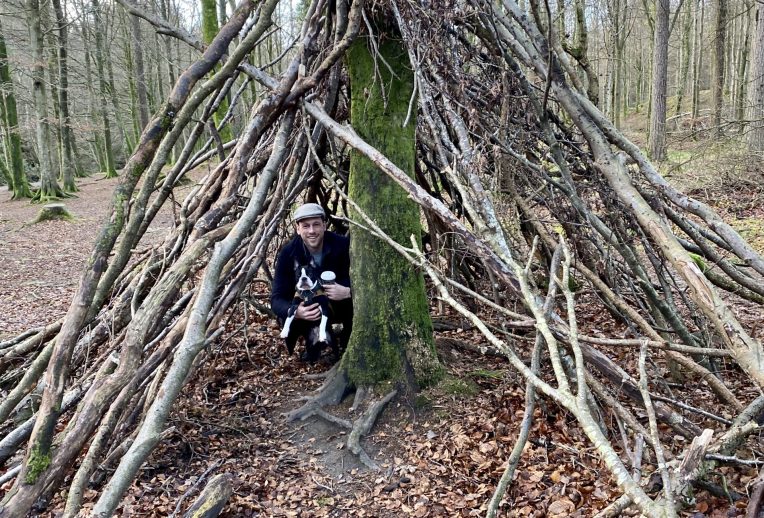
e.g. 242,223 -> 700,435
114,0 -> 204,52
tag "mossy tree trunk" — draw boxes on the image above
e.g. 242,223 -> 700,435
201,0 -> 233,143
343,24 -> 442,390
92,0 -> 117,178
0,19 -> 32,199
51,0 -> 79,192
27,0 -> 63,201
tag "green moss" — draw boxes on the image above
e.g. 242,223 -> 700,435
469,369 -> 505,380
413,394 -> 432,409
316,496 -> 334,507
344,26 -> 440,388
25,443 -> 51,484
688,252 -> 708,273
439,375 -> 479,397
32,204 -> 74,223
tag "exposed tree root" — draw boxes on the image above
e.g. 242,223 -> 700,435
285,367 -> 397,470
346,389 -> 398,470
285,367 -> 350,422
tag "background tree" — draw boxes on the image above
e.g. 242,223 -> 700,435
201,0 -> 234,143
712,0 -> 728,134
27,0 -> 63,201
748,0 -> 764,150
91,0 -> 117,177
130,14 -> 149,135
0,17 -> 32,199
649,0 -> 670,160
51,0 -> 79,191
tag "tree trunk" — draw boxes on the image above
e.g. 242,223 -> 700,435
106,37 -> 133,155
567,0 -> 599,106
131,15 -> 150,132
201,0 -> 233,143
344,23 -> 442,389
734,2 -> 751,130
92,0 -> 117,177
27,0 -> 63,201
675,0 -> 693,116
692,0 -> 705,120
0,18 -> 32,199
51,0 -> 78,192
80,23 -> 104,173
712,0 -> 727,136
649,0 -> 669,161
748,0 -> 764,150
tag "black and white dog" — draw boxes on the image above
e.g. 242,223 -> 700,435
279,261 -> 335,359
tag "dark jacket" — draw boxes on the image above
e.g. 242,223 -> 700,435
271,231 -> 351,321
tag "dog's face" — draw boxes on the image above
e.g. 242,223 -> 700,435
294,261 -> 319,292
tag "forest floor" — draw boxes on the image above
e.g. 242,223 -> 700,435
1,139 -> 764,517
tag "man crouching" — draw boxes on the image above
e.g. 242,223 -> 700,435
271,203 -> 352,362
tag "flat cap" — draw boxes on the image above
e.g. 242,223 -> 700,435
292,203 -> 326,223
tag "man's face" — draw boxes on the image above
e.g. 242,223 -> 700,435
295,217 -> 326,252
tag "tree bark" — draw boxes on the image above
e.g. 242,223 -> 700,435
131,15 -> 150,132
649,0 -> 669,161
344,20 -> 442,389
27,0 -> 63,201
712,0 -> 728,135
201,0 -> 233,143
691,0 -> 705,120
675,0 -> 693,117
748,0 -> 764,151
0,18 -> 32,199
92,0 -> 117,177
51,0 -> 79,191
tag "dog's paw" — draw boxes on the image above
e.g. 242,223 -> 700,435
280,329 -> 290,339
319,332 -> 328,343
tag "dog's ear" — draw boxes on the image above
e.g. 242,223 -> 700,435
293,258 -> 300,273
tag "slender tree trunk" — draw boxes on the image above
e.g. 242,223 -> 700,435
749,0 -> 764,150
735,3 -> 751,131
51,0 -> 78,192
675,0 -> 693,116
344,24 -> 442,389
692,0 -> 705,120
566,0 -> 599,106
131,15 -> 149,132
92,0 -> 117,177
161,0 -> 180,162
201,0 -> 233,143
0,19 -> 32,199
712,0 -> 727,135
44,11 -> 62,185
106,40 -> 133,154
28,0 -> 62,201
81,23 -> 105,172
649,0 -> 669,161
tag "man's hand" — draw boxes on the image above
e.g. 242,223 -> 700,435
295,302 -> 321,321
324,284 -> 351,301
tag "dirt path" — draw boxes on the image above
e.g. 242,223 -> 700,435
0,176 -> 180,339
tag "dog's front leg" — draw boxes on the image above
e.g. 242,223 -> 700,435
280,315 -> 295,338
318,314 -> 329,343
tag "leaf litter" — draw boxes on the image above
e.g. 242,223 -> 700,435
0,178 -> 760,517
